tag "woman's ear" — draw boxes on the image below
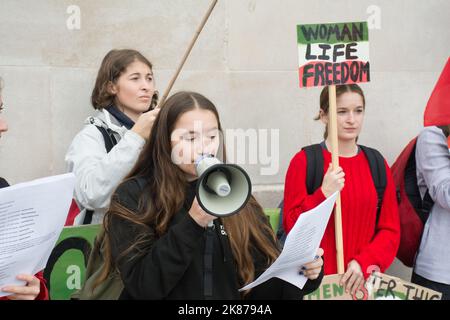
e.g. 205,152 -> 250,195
319,110 -> 328,125
107,81 -> 118,95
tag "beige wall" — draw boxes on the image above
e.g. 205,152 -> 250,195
1,0 -> 449,280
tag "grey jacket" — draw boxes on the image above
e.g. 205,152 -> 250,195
414,126 -> 450,284
65,109 -> 145,224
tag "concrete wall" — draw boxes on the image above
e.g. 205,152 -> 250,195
1,0 -> 449,281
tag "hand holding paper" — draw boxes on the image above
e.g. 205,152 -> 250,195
0,173 -> 75,297
239,192 -> 337,292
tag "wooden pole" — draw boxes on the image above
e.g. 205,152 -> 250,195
328,85 -> 345,274
158,0 -> 218,108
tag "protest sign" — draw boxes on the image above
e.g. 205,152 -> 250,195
297,21 -> 371,273
297,21 -> 370,88
304,273 -> 442,300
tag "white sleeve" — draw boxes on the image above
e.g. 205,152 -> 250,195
65,125 -> 145,211
416,128 -> 450,210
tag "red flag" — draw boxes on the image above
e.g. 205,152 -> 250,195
424,57 -> 450,127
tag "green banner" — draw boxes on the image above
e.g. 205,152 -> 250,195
265,208 -> 280,233
44,224 -> 101,300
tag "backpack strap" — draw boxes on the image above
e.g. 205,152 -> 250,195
82,126 -> 119,225
95,125 -> 118,153
302,144 -> 324,194
83,211 -> 94,225
359,145 -> 387,226
278,144 -> 388,245
420,191 -> 434,224
276,144 -> 324,246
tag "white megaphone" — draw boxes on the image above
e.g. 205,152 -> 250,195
195,155 -> 252,217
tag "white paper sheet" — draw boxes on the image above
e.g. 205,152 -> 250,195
239,192 -> 337,292
0,173 -> 75,297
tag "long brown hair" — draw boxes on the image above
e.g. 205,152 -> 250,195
96,91 -> 279,290
315,84 -> 366,139
91,49 -> 154,110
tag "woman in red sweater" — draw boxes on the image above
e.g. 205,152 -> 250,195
0,77 -> 49,300
283,84 -> 400,295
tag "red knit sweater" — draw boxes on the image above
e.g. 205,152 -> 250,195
283,147 -> 400,278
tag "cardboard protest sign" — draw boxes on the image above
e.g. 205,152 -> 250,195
297,21 -> 370,88
304,273 -> 442,300
43,224 -> 101,300
296,21 -> 371,273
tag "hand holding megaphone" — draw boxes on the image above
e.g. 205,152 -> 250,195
195,155 -> 252,218
188,197 -> 217,228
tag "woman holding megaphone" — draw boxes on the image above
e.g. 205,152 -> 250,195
95,91 -> 324,299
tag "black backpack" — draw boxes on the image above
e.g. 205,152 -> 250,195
276,144 -> 387,246
82,125 -> 118,224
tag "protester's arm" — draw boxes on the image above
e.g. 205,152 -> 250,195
244,257 -> 324,300
416,127 -> 450,210
65,125 -> 145,210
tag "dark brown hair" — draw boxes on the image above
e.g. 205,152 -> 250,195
96,91 -> 279,292
91,49 -> 153,110
315,84 -> 366,139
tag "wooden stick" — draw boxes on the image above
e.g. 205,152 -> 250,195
158,0 -> 219,108
328,85 -> 345,274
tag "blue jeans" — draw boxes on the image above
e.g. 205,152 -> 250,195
411,272 -> 450,300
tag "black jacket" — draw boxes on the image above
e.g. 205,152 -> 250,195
109,178 -> 323,300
